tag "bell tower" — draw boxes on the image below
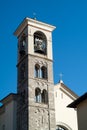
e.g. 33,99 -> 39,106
14,17 -> 56,130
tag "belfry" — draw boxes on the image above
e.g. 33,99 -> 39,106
14,17 -> 56,130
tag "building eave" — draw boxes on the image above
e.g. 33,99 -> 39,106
61,83 -> 79,99
55,82 -> 79,99
0,93 -> 17,105
0,105 -> 5,114
67,92 -> 87,108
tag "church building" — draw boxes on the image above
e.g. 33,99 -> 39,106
0,17 -> 78,130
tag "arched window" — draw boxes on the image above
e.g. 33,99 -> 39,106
56,125 -> 68,130
34,31 -> 47,55
41,66 -> 47,79
19,34 -> 26,58
42,89 -> 48,104
35,88 -> 41,103
35,64 -> 40,78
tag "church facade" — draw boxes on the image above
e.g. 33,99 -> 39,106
0,18 -> 78,130
55,81 -> 78,130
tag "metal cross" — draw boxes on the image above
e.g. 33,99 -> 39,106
59,73 -> 63,80
33,12 -> 37,20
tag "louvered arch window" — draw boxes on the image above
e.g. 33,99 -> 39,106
35,87 -> 41,103
35,64 -> 40,78
41,66 -> 47,79
42,89 -> 48,104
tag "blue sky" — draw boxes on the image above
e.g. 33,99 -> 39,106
0,0 -> 87,99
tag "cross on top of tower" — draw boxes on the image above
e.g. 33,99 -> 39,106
59,73 -> 63,80
33,12 -> 37,20
59,73 -> 64,83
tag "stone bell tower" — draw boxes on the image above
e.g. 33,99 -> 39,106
14,17 -> 56,130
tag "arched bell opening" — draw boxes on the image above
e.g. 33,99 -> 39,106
19,33 -> 26,59
34,31 -> 47,55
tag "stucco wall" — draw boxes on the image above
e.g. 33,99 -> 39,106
54,83 -> 78,130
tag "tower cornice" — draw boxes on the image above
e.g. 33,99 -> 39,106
14,17 -> 56,37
